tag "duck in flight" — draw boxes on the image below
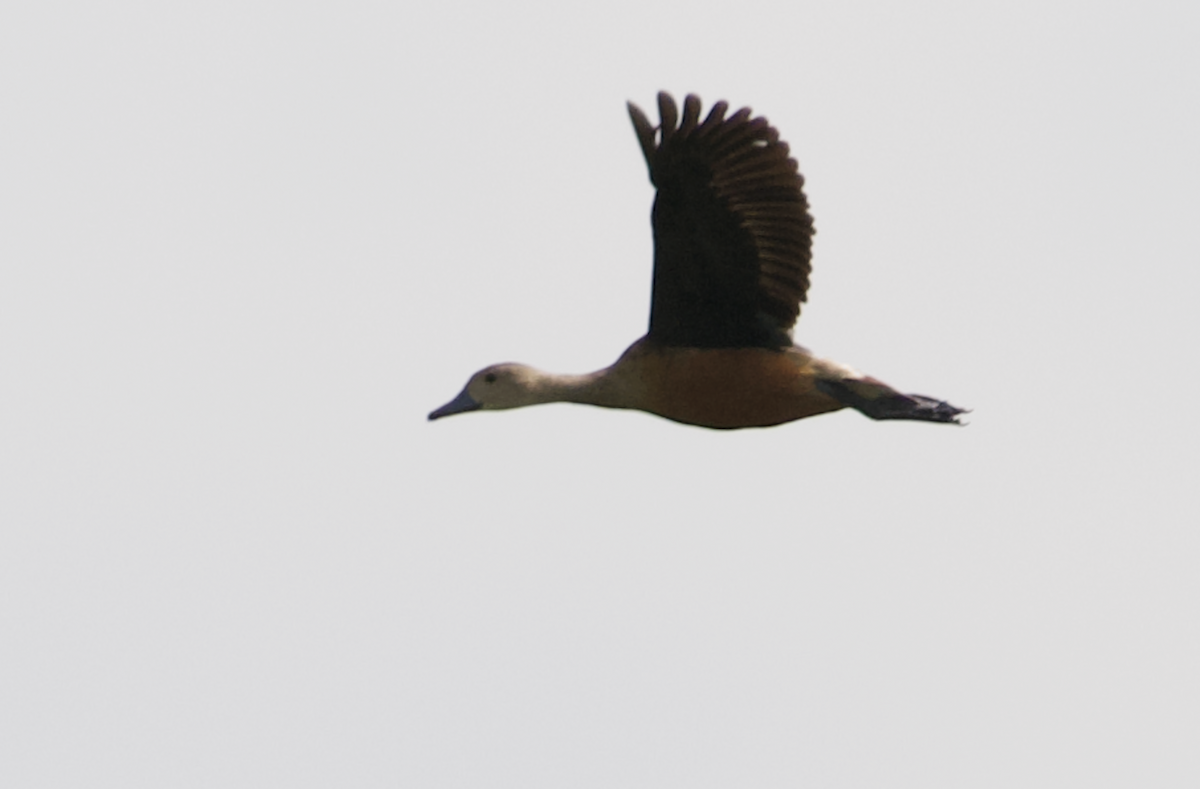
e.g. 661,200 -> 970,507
430,92 -> 965,429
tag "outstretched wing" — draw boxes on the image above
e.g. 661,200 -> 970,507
628,92 -> 814,349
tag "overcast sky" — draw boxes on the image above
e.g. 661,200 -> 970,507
3,1 -> 1199,787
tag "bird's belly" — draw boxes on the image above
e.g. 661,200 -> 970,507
625,346 -> 845,429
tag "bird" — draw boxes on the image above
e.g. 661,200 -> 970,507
429,92 -> 966,429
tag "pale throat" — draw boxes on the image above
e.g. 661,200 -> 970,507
527,367 -> 632,410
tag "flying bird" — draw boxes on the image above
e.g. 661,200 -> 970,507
430,92 -> 965,429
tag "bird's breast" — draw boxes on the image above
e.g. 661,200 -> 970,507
611,343 -> 846,429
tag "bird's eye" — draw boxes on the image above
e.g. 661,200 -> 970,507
484,373 -> 497,383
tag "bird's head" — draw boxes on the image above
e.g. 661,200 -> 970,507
428,363 -> 544,420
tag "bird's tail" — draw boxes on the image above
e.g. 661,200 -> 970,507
816,377 -> 968,424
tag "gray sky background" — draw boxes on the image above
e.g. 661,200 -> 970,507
3,1 -> 1198,787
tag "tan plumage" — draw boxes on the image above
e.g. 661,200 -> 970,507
429,92 -> 965,429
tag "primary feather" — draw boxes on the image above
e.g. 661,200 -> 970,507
627,92 -> 814,349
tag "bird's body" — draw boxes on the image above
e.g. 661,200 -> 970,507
430,93 -> 965,429
573,340 -> 850,429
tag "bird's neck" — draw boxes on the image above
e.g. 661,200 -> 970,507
531,367 -> 629,410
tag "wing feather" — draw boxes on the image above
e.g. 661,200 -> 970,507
628,92 -> 814,348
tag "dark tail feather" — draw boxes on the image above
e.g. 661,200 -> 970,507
816,378 -> 968,424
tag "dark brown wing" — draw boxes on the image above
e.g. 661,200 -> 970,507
628,92 -> 814,349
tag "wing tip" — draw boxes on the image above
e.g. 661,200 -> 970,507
627,100 -> 658,174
